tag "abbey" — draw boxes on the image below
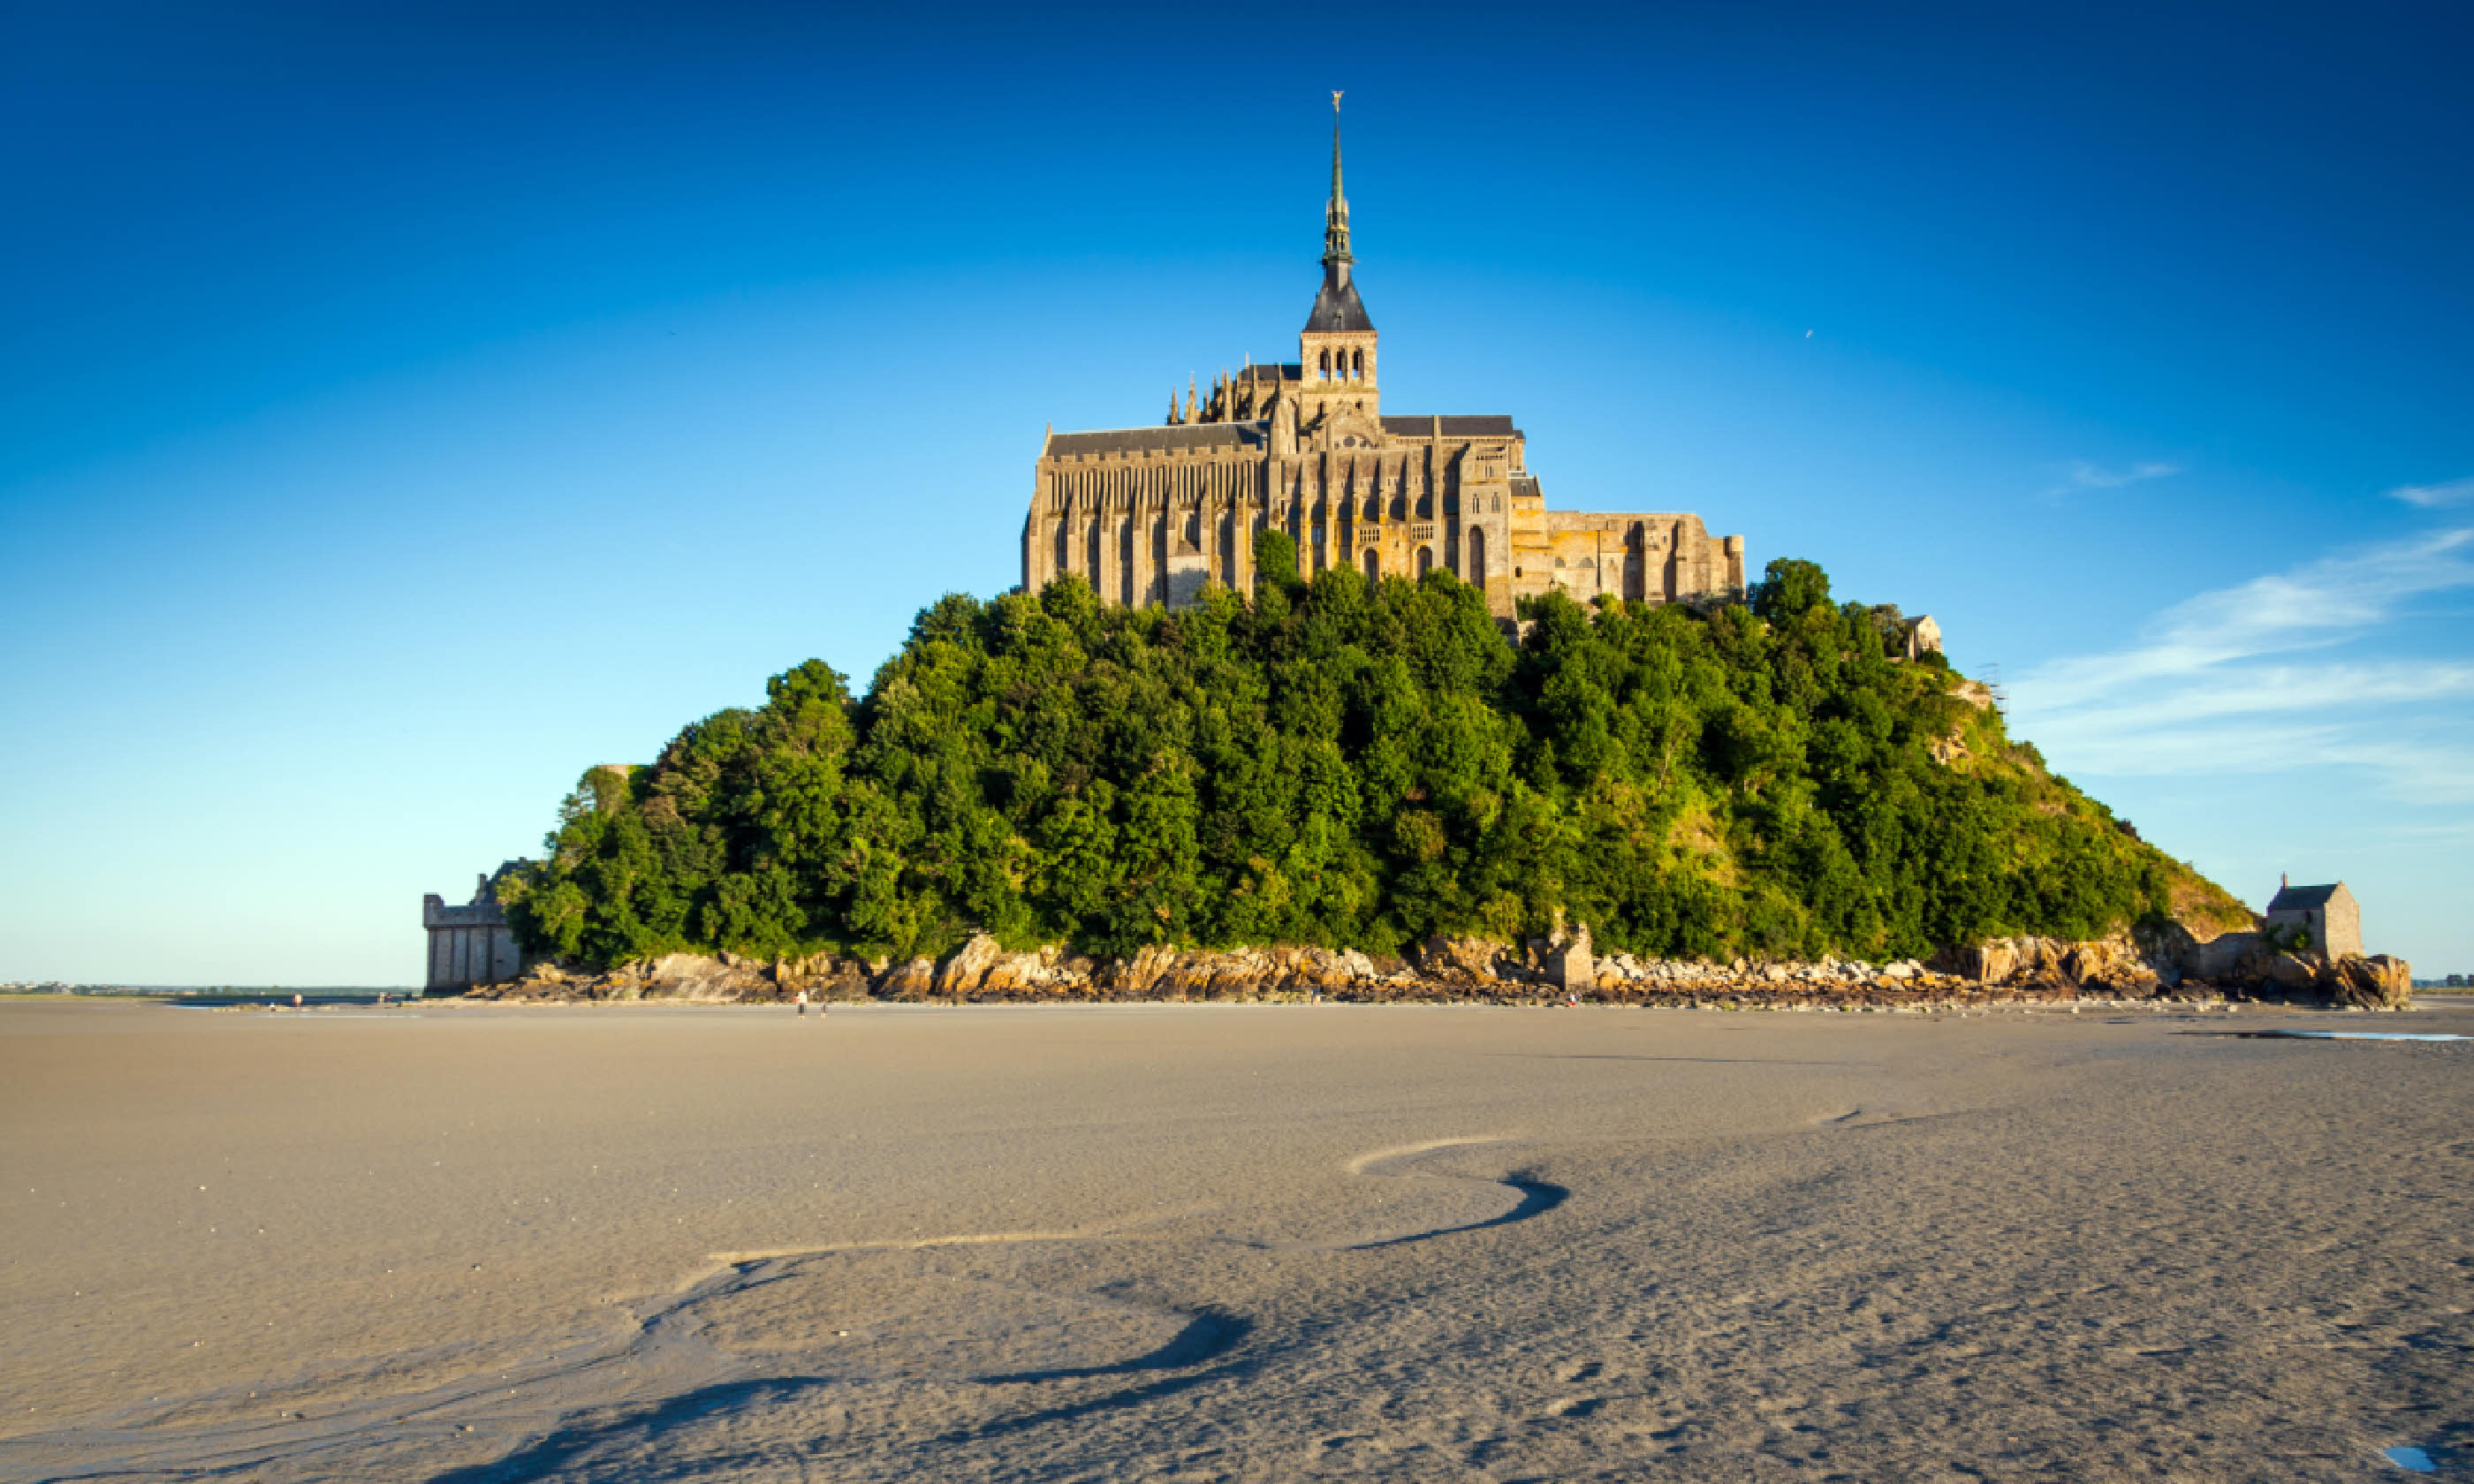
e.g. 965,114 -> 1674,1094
1021,105 -> 1747,618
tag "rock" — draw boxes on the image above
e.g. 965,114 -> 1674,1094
932,934 -> 1009,993
2330,954 -> 2413,1011
878,957 -> 938,997
1424,940 -> 1514,984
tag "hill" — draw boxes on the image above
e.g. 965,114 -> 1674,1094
496,549 -> 2248,972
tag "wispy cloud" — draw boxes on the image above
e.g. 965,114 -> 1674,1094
2008,526 -> 2474,803
2387,475 -> 2474,509
2041,460 -> 2180,501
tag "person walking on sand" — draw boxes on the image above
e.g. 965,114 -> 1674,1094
795,989 -> 808,1018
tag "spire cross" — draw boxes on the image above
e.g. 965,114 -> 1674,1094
1323,90 -> 1352,267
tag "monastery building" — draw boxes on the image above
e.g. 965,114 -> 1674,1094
1022,101 -> 1747,619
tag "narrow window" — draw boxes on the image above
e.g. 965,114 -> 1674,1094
1363,548 -> 1380,582
1416,546 -> 1433,578
1468,527 -> 1487,586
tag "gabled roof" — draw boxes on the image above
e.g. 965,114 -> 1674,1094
2266,882 -> 2349,912
1045,422 -> 1267,458
1305,270 -> 1373,334
1377,415 -> 1522,439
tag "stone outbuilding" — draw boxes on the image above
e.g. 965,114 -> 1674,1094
1898,615 -> 1943,661
423,871 -> 521,992
2264,876 -> 2362,959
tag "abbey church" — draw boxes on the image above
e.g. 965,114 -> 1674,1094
1022,103 -> 1747,617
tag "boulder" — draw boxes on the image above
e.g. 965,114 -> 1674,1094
877,957 -> 938,997
2330,954 -> 2413,1011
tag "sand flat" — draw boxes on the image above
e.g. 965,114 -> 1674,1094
2,996 -> 2470,1480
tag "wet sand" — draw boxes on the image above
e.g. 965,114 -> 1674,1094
3,996 -> 2469,1481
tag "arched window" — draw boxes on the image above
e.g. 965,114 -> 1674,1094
1492,494 -> 1503,513
1363,548 -> 1380,582
1468,527 -> 1487,587
1317,350 -> 1330,380
1415,546 -> 1433,578
1351,349 -> 1364,380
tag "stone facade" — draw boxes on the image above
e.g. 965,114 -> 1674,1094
423,873 -> 520,992
1899,615 -> 1943,661
2264,877 -> 2363,959
1021,105 -> 1746,620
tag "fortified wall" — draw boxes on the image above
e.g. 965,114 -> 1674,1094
422,873 -> 519,992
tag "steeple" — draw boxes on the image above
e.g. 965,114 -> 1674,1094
1323,90 -> 1352,269
1303,91 -> 1373,337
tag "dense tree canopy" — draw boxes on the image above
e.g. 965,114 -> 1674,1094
500,559 -> 2224,968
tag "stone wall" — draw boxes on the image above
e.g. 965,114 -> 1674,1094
422,880 -> 520,992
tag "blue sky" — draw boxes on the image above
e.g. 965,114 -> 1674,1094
4,1 -> 2468,985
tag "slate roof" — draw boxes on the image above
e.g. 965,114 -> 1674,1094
1378,415 -> 1522,439
1305,269 -> 1374,333
2266,882 -> 2347,912
1237,363 -> 1302,383
1045,422 -> 1268,458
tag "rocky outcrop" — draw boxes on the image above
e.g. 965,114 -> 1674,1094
2328,953 -> 2415,1011
467,931 -> 2414,1011
1930,934 -> 2163,996
471,949 -> 870,1003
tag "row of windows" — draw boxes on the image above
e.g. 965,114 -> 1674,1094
1279,493 -> 1506,519
1356,529 -> 1487,585
1316,348 -> 1368,381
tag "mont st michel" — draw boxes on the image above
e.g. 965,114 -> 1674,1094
1025,102 -> 1749,617
7,22 -> 2471,1484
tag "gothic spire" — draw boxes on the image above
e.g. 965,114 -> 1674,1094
1303,92 -> 1373,335
1323,90 -> 1352,269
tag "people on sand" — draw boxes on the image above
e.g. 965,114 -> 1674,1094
795,990 -> 808,1018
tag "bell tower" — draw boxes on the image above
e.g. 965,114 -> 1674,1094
1300,91 -> 1377,431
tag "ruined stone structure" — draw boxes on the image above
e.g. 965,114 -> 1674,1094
1021,101 -> 1746,620
2265,876 -> 2362,958
423,872 -> 520,992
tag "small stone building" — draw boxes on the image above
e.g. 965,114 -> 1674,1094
1899,615 -> 1943,661
2264,877 -> 2362,958
423,872 -> 520,992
